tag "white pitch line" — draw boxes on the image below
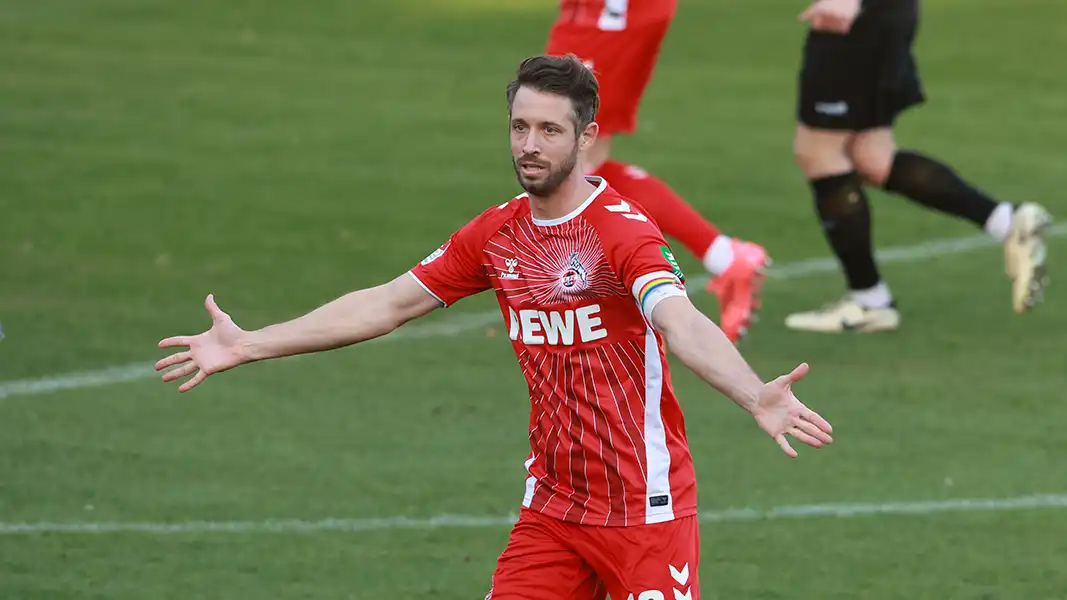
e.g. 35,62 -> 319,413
1,223 -> 1063,401
2,493 -> 1065,535
0,363 -> 158,400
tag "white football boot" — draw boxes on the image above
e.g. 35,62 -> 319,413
785,297 -> 901,333
1004,202 -> 1052,313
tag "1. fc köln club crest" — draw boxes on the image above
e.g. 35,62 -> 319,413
560,251 -> 589,292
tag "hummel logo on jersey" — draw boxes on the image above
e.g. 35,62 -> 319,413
814,101 -> 849,116
501,257 -> 520,280
605,200 -> 649,222
508,305 -> 608,345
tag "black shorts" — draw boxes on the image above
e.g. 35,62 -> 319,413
797,0 -> 925,131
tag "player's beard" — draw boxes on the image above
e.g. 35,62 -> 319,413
513,144 -> 579,198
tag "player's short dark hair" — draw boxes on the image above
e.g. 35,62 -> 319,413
506,54 -> 599,135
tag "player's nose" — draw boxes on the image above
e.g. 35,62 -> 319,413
521,132 -> 542,155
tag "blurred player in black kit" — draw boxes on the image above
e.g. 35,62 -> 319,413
786,0 -> 1051,333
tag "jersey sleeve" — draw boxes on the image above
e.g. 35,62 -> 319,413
600,201 -> 688,322
409,217 -> 491,307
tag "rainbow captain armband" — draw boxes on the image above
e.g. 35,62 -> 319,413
632,271 -> 687,322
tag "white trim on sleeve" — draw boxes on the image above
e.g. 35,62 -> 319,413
408,271 -> 447,308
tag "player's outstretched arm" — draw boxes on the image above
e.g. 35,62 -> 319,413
650,296 -> 834,457
155,273 -> 441,392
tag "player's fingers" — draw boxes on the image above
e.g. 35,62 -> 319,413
178,370 -> 208,393
793,418 -> 833,444
161,362 -> 198,383
158,336 -> 192,349
798,3 -> 819,21
802,409 -> 834,434
205,294 -> 228,320
775,434 -> 799,458
772,363 -> 809,390
813,14 -> 847,34
788,362 -> 810,383
155,351 -> 191,371
809,12 -> 830,28
788,426 -> 824,449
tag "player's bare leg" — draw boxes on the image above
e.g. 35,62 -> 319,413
786,125 -> 901,333
586,135 -> 770,343
854,128 -> 1052,313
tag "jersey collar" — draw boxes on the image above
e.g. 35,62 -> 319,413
530,177 -> 608,227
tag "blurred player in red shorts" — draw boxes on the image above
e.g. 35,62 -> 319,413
545,0 -> 770,343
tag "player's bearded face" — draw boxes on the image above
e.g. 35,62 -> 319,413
509,88 -> 586,197
512,140 -> 579,197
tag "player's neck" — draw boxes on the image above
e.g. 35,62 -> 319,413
528,174 -> 597,222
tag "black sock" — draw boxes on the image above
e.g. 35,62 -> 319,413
884,151 -> 1002,227
810,172 -> 881,291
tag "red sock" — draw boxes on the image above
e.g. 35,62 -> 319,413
592,160 -> 721,259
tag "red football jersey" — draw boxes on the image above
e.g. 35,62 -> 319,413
410,177 -> 697,527
556,0 -> 677,30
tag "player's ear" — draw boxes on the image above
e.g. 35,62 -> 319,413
579,121 -> 598,152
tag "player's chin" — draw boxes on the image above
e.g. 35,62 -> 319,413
519,174 -> 553,196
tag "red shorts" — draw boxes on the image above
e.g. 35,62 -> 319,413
544,19 -> 672,135
485,508 -> 700,600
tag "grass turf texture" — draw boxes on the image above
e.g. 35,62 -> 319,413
2,0 -> 1066,597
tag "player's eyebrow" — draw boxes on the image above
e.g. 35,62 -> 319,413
528,118 -> 567,131
510,117 -> 570,133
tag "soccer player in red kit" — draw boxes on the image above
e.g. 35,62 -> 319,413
545,0 -> 771,343
155,55 -> 834,600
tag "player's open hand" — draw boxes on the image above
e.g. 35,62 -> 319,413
751,363 -> 834,458
155,294 -> 248,392
799,0 -> 861,34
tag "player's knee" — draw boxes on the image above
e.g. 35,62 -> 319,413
793,130 -> 852,179
812,172 -> 868,221
848,128 -> 898,186
850,142 -> 895,186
